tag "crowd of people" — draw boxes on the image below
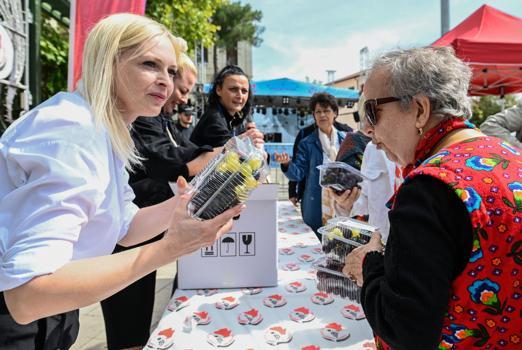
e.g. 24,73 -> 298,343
0,13 -> 520,350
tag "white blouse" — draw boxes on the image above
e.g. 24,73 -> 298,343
0,92 -> 139,291
351,142 -> 401,241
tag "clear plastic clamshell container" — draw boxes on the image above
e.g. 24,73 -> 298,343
317,161 -> 367,194
318,217 -> 377,264
313,258 -> 361,302
187,136 -> 268,220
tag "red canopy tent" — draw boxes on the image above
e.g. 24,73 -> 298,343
432,4 -> 522,96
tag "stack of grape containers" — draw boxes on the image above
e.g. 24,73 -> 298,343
315,217 -> 377,302
188,136 -> 268,220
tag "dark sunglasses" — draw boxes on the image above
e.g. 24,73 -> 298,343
364,97 -> 402,126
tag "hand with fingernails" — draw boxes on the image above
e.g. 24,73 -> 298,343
343,231 -> 384,287
241,128 -> 264,148
164,177 -> 245,258
274,152 -> 290,165
327,187 -> 361,217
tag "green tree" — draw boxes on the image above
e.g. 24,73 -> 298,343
471,95 -> 518,127
146,0 -> 224,55
211,1 -> 264,75
40,15 -> 69,100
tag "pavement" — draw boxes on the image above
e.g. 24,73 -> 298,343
71,262 -> 177,350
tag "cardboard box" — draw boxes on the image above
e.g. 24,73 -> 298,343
177,184 -> 279,289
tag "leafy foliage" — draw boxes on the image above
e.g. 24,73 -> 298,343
146,0 -> 225,55
0,14 -> 67,135
470,94 -> 518,127
211,1 -> 264,66
2,0 -> 263,136
40,15 -> 69,100
212,1 -> 264,48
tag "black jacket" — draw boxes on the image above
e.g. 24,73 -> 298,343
130,114 -> 212,207
174,121 -> 194,140
190,104 -> 247,147
362,176 -> 473,349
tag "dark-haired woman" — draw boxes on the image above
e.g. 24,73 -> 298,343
190,65 -> 264,148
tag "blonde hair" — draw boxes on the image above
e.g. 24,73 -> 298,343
177,52 -> 197,77
81,13 -> 184,169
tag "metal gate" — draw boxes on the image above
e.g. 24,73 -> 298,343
0,0 -> 30,130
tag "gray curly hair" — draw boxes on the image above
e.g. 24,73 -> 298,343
371,46 -> 472,120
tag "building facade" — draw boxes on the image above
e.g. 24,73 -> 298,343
326,70 -> 367,130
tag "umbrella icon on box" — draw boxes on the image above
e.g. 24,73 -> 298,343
222,236 -> 235,253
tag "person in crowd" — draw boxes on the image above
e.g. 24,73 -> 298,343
329,95 -> 396,241
245,117 -> 256,131
274,93 -> 348,234
174,103 -> 195,139
343,46 -> 521,349
480,102 -> 522,148
0,14 -> 242,349
288,123 -> 315,207
334,94 -> 370,169
100,52 -> 219,350
288,119 -> 353,207
320,128 -> 369,223
190,65 -> 264,149
336,129 -> 370,170
331,141 -> 401,241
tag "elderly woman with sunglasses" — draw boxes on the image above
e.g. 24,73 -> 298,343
343,47 -> 521,349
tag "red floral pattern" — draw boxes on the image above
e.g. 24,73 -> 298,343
380,118 -> 521,349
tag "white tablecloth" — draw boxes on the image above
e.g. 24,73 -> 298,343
146,202 -> 375,349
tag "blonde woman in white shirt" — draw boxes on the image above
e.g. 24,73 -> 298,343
0,14 -> 242,349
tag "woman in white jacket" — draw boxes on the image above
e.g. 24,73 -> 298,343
0,14 -> 242,349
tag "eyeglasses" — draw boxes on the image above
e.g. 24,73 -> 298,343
363,97 -> 402,126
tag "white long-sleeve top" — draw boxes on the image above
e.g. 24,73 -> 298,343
350,143 -> 400,241
0,92 -> 139,291
480,103 -> 522,149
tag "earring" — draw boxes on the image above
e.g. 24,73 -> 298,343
417,127 -> 423,136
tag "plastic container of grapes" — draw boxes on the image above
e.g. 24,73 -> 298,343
313,258 -> 361,302
187,136 -> 268,220
317,161 -> 367,194
318,217 -> 377,264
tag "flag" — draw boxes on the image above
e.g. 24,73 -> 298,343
67,0 -> 147,91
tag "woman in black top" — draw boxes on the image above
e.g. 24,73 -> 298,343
191,65 -> 263,148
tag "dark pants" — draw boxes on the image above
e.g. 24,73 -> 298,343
100,235 -> 176,350
0,292 -> 79,350
101,268 -> 156,349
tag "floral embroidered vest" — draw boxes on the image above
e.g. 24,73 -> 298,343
379,135 -> 522,349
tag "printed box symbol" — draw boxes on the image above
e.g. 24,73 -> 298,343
201,241 -> 218,257
220,232 -> 237,257
239,232 -> 255,256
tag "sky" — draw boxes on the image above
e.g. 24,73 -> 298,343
240,0 -> 522,83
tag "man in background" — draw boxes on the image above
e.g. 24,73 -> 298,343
480,102 -> 522,149
174,103 -> 196,139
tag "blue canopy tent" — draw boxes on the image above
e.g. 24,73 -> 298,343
203,77 -> 359,108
